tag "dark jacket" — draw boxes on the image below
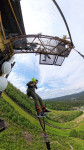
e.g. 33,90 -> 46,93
26,81 -> 37,96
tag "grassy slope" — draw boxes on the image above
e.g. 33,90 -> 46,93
2,93 -> 37,124
5,82 -> 83,129
2,93 -> 70,137
3,92 -> 82,129
0,92 -> 84,149
47,109 -> 83,122
0,97 -> 46,150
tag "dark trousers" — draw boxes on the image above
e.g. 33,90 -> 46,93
27,91 -> 43,107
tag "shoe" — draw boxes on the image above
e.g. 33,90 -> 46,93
43,109 -> 51,113
37,112 -> 46,117
41,105 -> 50,113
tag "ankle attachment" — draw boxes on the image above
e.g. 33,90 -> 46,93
35,106 -> 41,114
41,105 -> 46,111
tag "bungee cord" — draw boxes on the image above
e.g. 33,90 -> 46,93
38,117 -> 50,150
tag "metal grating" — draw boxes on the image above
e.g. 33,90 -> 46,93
39,54 -> 65,66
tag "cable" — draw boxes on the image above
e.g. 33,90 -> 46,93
52,0 -> 73,46
74,48 -> 84,59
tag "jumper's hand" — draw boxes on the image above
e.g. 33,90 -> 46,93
31,83 -> 36,86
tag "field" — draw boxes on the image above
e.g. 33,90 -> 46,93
0,83 -> 84,149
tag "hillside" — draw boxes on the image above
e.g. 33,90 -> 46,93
0,96 -> 45,150
45,91 -> 84,101
0,82 -> 84,149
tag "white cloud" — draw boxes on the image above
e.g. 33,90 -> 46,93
36,87 -> 45,92
8,71 -> 27,93
14,53 -> 39,68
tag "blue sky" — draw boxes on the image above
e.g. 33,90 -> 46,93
8,0 -> 84,99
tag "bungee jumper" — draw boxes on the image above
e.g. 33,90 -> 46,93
26,78 -> 51,150
26,78 -> 50,117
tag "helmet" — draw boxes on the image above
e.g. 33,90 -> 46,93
32,78 -> 36,82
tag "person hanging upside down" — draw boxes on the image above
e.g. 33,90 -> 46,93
26,78 -> 50,117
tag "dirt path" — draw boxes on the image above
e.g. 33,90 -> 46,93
70,145 -> 74,150
74,112 -> 84,123
70,145 -> 73,150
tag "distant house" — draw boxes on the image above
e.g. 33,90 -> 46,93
71,98 -> 77,101
72,107 -> 78,110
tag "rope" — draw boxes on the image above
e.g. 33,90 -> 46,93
33,54 -> 37,78
38,117 -> 46,133
67,44 -> 84,59
33,60 -> 35,78
52,0 -> 73,46
73,48 -> 84,59
43,117 -> 45,131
